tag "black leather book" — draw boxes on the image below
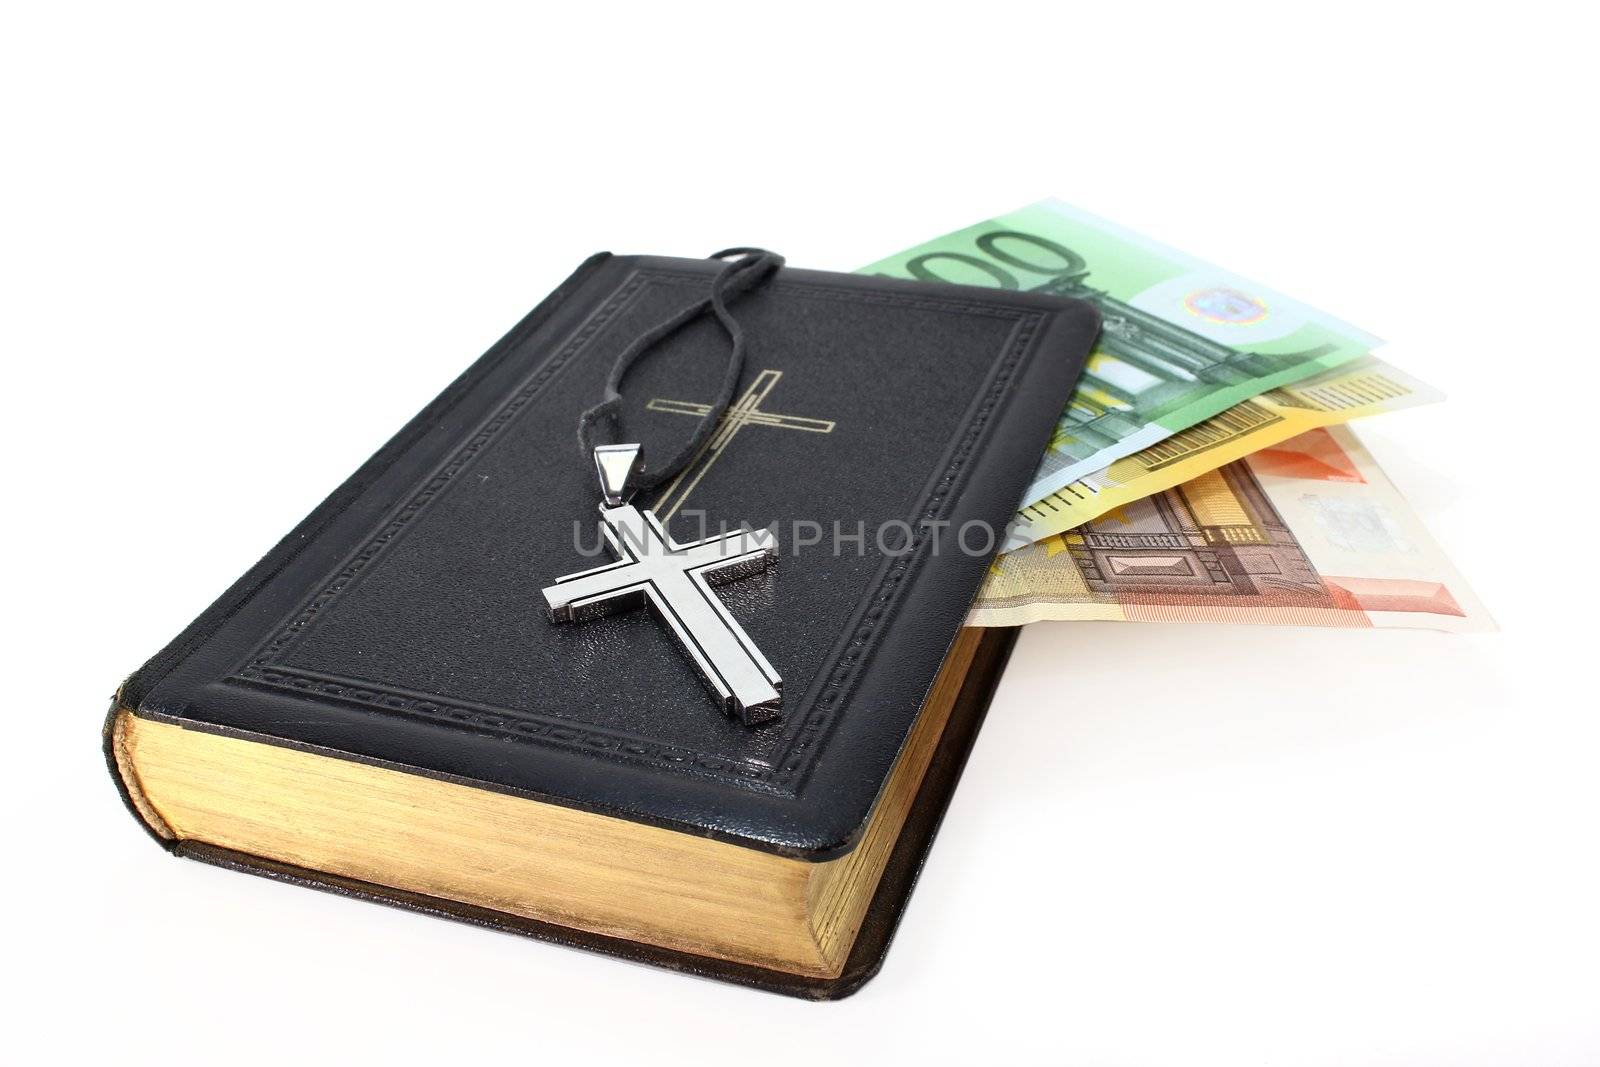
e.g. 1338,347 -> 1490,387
105,252 -> 1098,997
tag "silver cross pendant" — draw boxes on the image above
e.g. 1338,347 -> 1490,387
542,444 -> 783,725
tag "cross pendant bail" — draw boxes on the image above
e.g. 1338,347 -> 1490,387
593,443 -> 644,507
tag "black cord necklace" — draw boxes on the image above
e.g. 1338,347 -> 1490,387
543,248 -> 788,727
576,247 -> 784,496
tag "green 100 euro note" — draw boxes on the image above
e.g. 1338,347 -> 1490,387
862,200 -> 1381,506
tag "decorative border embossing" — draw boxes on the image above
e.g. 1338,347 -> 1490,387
227,268 -> 1041,792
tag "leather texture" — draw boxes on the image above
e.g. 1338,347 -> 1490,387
111,252 -> 1099,858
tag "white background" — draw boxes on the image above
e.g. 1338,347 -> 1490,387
5,3 -> 1596,1063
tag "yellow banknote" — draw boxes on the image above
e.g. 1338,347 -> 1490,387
1009,356 -> 1440,547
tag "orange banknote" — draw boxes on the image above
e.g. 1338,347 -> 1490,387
968,425 -> 1489,632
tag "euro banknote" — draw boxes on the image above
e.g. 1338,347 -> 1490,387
862,200 -> 1381,506
968,425 -> 1489,632
1007,355 -> 1441,547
